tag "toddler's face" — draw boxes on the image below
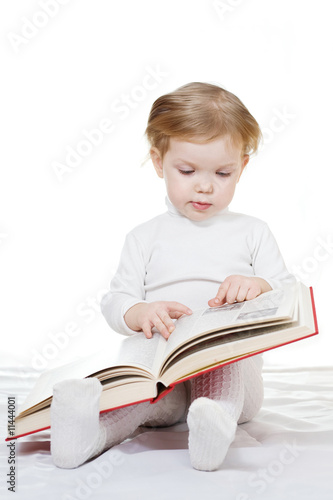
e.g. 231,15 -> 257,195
151,136 -> 249,221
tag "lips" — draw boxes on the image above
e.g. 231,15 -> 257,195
191,201 -> 212,210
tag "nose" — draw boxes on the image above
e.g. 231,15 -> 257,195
195,175 -> 213,193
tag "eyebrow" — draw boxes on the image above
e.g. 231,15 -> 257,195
175,159 -> 237,169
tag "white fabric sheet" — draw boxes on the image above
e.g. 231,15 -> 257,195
1,366 -> 332,499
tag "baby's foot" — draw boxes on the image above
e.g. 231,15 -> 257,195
51,378 -> 102,468
187,397 -> 237,471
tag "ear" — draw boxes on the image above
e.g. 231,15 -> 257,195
150,147 -> 164,178
237,154 -> 250,182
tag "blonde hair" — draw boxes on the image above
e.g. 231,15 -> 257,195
145,82 -> 262,160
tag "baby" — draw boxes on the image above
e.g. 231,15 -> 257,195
51,82 -> 295,471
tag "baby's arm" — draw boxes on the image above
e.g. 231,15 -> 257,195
209,220 -> 295,307
101,231 -> 192,338
101,232 -> 148,336
208,275 -> 271,307
124,301 -> 192,339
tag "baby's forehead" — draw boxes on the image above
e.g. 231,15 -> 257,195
166,136 -> 244,162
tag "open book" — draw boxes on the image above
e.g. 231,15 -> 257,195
9,282 -> 318,440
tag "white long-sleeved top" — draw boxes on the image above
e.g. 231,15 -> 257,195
101,197 -> 295,336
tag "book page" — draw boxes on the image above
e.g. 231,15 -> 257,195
116,332 -> 166,377
162,285 -> 297,365
18,348 -> 122,414
19,331 -> 165,415
161,284 -> 314,385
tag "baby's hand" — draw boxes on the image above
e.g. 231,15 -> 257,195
208,275 -> 272,307
124,301 -> 192,340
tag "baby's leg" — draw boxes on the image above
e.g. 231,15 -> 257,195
187,361 -> 246,471
141,382 -> 189,427
188,356 -> 264,471
51,379 -> 189,469
238,355 -> 264,424
51,378 -> 151,469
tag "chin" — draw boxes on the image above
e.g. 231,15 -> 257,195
187,212 -> 211,221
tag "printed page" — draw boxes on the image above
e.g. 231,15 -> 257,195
161,283 -> 314,386
194,285 -> 296,334
19,332 -> 165,415
162,284 -> 297,365
115,332 -> 166,377
18,347 -> 123,414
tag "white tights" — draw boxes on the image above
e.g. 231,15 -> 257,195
187,355 -> 264,470
50,355 -> 263,470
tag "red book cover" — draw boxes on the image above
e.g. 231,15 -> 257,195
6,287 -> 318,441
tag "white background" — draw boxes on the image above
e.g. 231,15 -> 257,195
1,0 -> 332,375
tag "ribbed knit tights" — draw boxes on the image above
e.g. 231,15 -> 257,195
51,379 -> 188,469
51,356 -> 263,471
187,355 -> 264,471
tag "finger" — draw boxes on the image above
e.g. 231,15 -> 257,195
169,310 -> 188,320
166,302 -> 192,316
208,296 -> 226,307
246,285 -> 261,301
212,281 -> 230,305
236,284 -> 248,303
153,314 -> 171,339
225,283 -> 240,304
142,322 -> 153,339
157,311 -> 176,334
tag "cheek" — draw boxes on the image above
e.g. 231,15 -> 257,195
165,175 -> 187,200
217,180 -> 238,200
228,183 -> 238,198
173,185 -> 187,201
218,179 -> 235,192
169,175 -> 187,193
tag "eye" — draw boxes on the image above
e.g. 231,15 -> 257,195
179,170 -> 194,175
217,172 -> 231,177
